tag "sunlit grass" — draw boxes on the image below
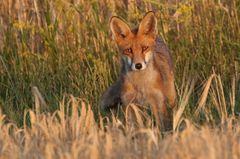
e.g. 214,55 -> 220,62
0,0 -> 239,123
0,80 -> 239,158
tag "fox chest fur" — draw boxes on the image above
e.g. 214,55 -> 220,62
121,58 -> 164,106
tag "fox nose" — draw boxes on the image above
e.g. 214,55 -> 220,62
135,63 -> 142,70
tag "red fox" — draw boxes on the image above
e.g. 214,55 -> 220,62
101,11 -> 176,130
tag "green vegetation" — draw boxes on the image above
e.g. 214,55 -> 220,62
0,1 -> 240,158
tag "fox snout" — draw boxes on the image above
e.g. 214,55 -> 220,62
131,61 -> 147,71
135,63 -> 143,70
124,55 -> 147,71
124,50 -> 153,71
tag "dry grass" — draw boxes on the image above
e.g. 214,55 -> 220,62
0,92 -> 239,158
0,73 -> 239,159
0,0 -> 239,121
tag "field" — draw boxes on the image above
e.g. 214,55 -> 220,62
0,0 -> 240,158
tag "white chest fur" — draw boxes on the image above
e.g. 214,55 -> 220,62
125,63 -> 160,105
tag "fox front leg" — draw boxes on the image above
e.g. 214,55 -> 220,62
120,80 -> 139,125
100,80 -> 122,111
148,90 -> 172,131
120,80 -> 136,106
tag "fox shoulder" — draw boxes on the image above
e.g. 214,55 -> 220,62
154,37 -> 174,71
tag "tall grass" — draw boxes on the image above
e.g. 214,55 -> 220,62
0,0 -> 239,123
0,0 -> 240,157
0,88 -> 239,158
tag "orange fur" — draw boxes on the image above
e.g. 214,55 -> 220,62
101,11 -> 176,130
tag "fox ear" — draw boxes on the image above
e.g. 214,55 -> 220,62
110,16 -> 131,41
138,11 -> 157,37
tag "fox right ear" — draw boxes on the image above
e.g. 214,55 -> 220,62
138,11 -> 157,38
110,16 -> 131,41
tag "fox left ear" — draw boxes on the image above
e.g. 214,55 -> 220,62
138,11 -> 157,37
110,16 -> 131,41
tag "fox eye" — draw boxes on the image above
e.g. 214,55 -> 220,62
124,48 -> 132,54
142,46 -> 149,52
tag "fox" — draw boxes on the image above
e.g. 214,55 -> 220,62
100,11 -> 176,130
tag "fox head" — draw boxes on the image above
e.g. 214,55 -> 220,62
110,11 -> 158,71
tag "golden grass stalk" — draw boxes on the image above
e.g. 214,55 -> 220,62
0,96 -> 239,159
173,67 -> 195,131
194,74 -> 215,117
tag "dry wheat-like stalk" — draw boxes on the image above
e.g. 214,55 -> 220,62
0,96 -> 239,159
